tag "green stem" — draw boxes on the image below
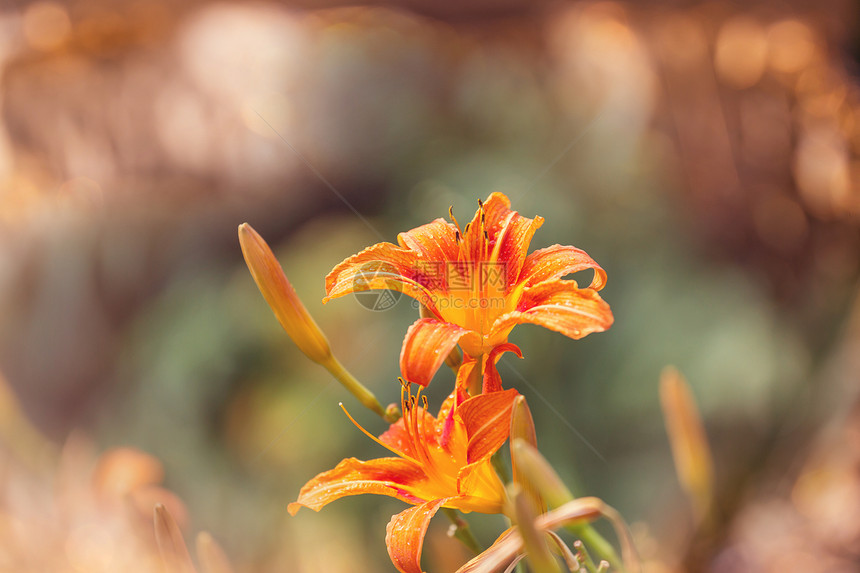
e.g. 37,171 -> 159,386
442,508 -> 483,555
323,356 -> 398,422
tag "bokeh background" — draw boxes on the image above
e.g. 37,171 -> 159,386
1,0 -> 860,571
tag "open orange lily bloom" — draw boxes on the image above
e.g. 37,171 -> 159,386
324,192 -> 613,387
289,385 -> 519,573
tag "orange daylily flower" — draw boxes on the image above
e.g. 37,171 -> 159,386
288,385 -> 520,573
324,192 -> 613,387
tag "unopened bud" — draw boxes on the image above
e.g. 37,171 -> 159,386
240,223 -> 389,421
660,366 -> 714,522
510,396 -> 546,514
511,439 -> 574,510
239,223 -> 332,364
509,484 -> 561,573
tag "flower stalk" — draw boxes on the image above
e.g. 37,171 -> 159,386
442,508 -> 484,555
321,354 -> 395,422
510,396 -> 545,515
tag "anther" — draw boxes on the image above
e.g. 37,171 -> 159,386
483,230 -> 488,240
421,395 -> 428,409
449,206 -> 463,236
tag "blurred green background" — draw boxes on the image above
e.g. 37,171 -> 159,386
1,1 -> 860,571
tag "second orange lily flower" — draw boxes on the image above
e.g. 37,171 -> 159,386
324,192 -> 613,388
289,385 -> 519,573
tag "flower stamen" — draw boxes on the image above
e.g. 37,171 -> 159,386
339,402 -> 419,464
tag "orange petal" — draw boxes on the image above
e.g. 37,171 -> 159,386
288,457 -> 430,515
489,211 -> 544,291
454,355 -> 480,400
477,192 -> 517,237
460,193 -> 544,287
460,208 -> 501,263
455,458 -> 507,514
400,319 -> 470,387
458,388 -> 519,463
519,245 -> 608,290
429,391 -> 468,454
386,498 -> 450,573
379,405 -> 437,459
460,193 -> 515,263
433,391 -> 459,433
493,280 -> 613,341
324,242 -> 438,311
397,218 -> 460,265
455,528 -> 521,573
482,343 -> 523,393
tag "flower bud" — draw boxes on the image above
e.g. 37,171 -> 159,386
240,224 -> 390,420
659,366 -> 714,522
510,396 -> 546,514
510,439 -> 574,510
238,223 -> 332,364
509,484 -> 561,573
